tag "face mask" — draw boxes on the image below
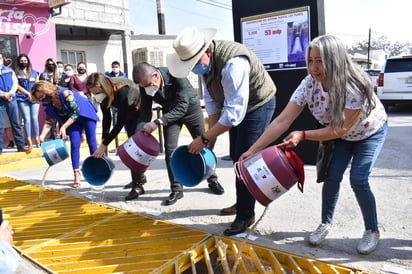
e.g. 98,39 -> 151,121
42,95 -> 52,104
58,67 -> 64,74
192,63 -> 210,75
77,68 -> 86,74
19,62 -> 29,69
112,67 -> 120,74
65,70 -> 74,77
144,86 -> 158,97
94,93 -> 107,104
46,64 -> 55,71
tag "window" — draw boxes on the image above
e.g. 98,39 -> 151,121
0,35 -> 19,65
61,50 -> 86,67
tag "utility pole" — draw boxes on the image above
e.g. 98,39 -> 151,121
157,0 -> 166,34
367,28 -> 371,69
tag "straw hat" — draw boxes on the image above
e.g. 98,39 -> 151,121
167,27 -> 217,78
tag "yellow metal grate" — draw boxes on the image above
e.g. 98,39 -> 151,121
0,177 -> 368,273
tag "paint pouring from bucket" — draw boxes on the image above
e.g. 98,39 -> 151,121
117,131 -> 160,173
235,146 -> 304,206
170,145 -> 217,187
81,156 -> 115,187
41,139 -> 69,166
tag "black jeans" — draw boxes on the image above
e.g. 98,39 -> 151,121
164,107 -> 217,192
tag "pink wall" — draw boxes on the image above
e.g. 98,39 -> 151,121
1,3 -> 56,143
0,4 -> 57,71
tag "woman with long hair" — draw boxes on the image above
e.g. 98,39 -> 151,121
86,72 -> 151,200
239,35 -> 387,255
31,80 -> 99,188
14,53 -> 40,148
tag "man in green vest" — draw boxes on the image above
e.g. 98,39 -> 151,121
167,27 -> 277,236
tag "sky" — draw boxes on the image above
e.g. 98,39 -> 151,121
129,0 -> 412,46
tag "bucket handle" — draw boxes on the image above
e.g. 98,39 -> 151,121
234,162 -> 244,182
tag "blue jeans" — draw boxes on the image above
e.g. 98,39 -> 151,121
232,96 -> 276,220
17,100 -> 40,139
322,122 -> 388,232
0,99 -> 26,152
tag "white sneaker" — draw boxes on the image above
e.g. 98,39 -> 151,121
357,230 -> 380,255
309,224 -> 333,246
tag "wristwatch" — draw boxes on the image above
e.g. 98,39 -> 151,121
153,119 -> 161,126
201,134 -> 209,145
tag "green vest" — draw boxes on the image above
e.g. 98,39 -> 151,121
203,40 -> 276,112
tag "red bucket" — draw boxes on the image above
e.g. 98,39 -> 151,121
118,131 -> 161,173
235,146 -> 304,206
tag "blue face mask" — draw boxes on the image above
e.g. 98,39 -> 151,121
192,63 -> 210,75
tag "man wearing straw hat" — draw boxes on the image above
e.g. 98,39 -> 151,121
166,27 -> 277,236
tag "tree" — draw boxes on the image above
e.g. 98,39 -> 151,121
348,34 -> 410,57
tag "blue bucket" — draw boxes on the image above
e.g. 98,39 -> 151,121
41,139 -> 69,166
81,156 -> 115,186
170,145 -> 217,187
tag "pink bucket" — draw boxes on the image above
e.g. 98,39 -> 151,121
235,146 -> 304,206
118,131 -> 161,173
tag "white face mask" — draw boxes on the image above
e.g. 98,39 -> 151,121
65,70 -> 74,77
94,93 -> 107,104
144,86 -> 158,97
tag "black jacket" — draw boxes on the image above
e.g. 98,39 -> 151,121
139,67 -> 201,126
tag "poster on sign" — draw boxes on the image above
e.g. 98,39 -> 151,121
241,6 -> 310,71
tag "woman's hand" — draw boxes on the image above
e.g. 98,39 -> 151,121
59,126 -> 67,140
239,150 -> 253,161
93,144 -> 107,158
277,130 -> 305,149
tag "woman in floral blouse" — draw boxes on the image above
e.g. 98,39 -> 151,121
31,80 -> 99,188
239,35 -> 387,255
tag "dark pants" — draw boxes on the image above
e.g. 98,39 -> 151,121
231,96 -> 276,220
164,107 -> 217,192
124,109 -> 148,186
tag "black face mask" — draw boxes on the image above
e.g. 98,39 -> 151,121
19,62 -> 28,69
42,95 -> 52,104
77,68 -> 86,74
46,64 -> 55,72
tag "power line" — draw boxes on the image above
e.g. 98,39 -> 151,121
196,0 -> 232,10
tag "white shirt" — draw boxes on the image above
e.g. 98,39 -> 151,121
290,75 -> 387,141
203,56 -> 250,127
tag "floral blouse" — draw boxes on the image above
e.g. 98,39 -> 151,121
45,90 -> 79,125
290,75 -> 387,141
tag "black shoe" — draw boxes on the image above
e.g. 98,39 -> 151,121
220,204 -> 237,216
164,191 -> 183,205
125,185 -> 144,201
208,181 -> 224,195
125,189 -> 139,200
223,217 -> 255,236
7,141 -> 15,149
123,182 -> 133,189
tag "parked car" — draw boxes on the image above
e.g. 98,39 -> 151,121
365,69 -> 380,93
377,56 -> 412,111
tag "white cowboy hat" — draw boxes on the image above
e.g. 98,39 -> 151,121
167,27 -> 217,78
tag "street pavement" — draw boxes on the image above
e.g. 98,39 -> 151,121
1,105 -> 412,273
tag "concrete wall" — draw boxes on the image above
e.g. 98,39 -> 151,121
50,0 -> 130,32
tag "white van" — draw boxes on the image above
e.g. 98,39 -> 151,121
377,56 -> 412,110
